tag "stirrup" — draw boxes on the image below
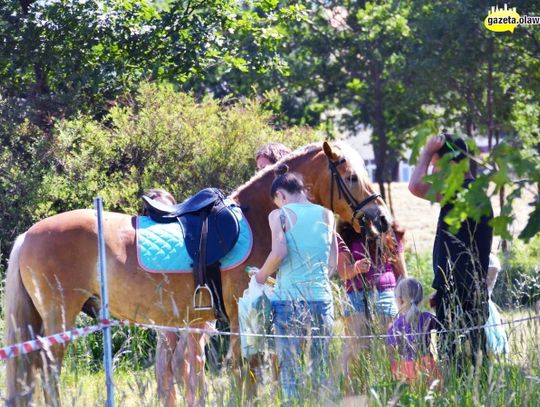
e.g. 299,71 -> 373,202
193,284 -> 214,311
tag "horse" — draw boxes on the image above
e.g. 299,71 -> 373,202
5,141 -> 391,406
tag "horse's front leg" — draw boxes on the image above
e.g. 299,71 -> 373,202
156,331 -> 181,407
180,324 -> 209,407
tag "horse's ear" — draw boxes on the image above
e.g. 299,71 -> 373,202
323,141 -> 338,161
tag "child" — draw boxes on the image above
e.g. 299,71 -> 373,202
386,278 -> 441,384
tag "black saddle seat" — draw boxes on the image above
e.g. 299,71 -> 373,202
142,188 -> 240,265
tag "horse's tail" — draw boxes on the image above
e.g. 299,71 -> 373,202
5,232 -> 43,404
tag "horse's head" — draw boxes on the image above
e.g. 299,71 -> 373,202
313,141 -> 391,236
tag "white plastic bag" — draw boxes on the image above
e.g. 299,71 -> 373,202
238,274 -> 273,358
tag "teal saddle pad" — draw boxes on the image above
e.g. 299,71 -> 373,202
136,203 -> 252,273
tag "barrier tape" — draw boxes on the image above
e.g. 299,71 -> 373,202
0,320 -> 122,361
2,314 -> 539,360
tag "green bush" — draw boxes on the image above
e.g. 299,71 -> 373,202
33,82 -> 318,217
405,250 -> 434,298
494,236 -> 540,308
0,81 -> 318,270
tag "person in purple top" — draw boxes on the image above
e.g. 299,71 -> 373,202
387,278 -> 441,383
339,221 -> 407,327
337,221 -> 407,392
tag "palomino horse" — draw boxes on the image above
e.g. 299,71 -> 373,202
5,142 -> 390,405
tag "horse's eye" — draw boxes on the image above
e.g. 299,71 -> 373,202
347,174 -> 358,182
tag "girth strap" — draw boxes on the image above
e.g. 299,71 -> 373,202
188,209 -> 229,321
195,211 -> 209,291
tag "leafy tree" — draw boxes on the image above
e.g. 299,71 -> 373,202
0,0 -> 298,127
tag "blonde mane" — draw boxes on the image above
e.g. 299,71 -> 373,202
333,140 -> 374,194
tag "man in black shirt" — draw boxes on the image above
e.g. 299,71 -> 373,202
409,133 -> 493,373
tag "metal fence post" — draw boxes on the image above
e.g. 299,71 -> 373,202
94,197 -> 114,407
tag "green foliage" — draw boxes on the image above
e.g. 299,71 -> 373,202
33,82 -> 316,217
494,235 -> 540,308
65,315 -> 156,372
0,115 -> 51,257
0,82 -> 317,267
0,0 -> 300,123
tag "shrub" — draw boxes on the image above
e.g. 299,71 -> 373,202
494,235 -> 540,308
34,82 -> 318,217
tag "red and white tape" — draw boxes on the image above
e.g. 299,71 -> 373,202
0,320 -> 122,360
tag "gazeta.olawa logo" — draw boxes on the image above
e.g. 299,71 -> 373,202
484,4 -> 540,33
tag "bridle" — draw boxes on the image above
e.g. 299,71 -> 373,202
328,157 -> 381,224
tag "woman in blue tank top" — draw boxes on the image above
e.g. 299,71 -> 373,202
256,164 -> 337,402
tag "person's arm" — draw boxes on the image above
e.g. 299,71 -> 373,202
394,250 -> 408,279
338,259 -> 371,280
393,236 -> 407,279
486,265 -> 499,294
408,135 -> 445,201
255,210 -> 288,284
336,238 -> 370,280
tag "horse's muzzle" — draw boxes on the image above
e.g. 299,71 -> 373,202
362,206 -> 390,234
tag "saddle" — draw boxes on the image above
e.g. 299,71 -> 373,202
142,188 -> 240,319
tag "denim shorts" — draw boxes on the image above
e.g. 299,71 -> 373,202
344,288 -> 397,318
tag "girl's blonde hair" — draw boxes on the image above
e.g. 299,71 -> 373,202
395,278 -> 424,323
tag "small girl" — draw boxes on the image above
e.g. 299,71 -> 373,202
386,278 -> 441,384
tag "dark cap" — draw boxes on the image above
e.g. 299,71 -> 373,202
437,133 -> 468,162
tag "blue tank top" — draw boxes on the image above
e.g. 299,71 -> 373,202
272,203 -> 333,302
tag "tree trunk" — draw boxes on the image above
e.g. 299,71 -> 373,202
370,58 -> 388,201
386,181 -> 395,216
495,130 -> 508,252
486,38 -> 494,151
465,88 -> 477,176
19,1 -> 52,130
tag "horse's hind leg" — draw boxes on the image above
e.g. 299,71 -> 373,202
5,234 -> 44,407
24,279 -> 86,407
38,303 -> 82,407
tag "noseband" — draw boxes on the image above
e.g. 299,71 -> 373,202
328,157 -> 381,223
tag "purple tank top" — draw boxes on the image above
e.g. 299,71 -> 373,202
386,312 -> 439,360
345,237 -> 401,293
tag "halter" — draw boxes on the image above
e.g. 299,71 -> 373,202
328,157 -> 381,224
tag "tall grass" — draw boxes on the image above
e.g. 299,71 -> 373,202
1,298 -> 538,405
0,246 -> 539,405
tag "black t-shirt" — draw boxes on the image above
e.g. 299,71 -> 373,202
432,179 -> 493,301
